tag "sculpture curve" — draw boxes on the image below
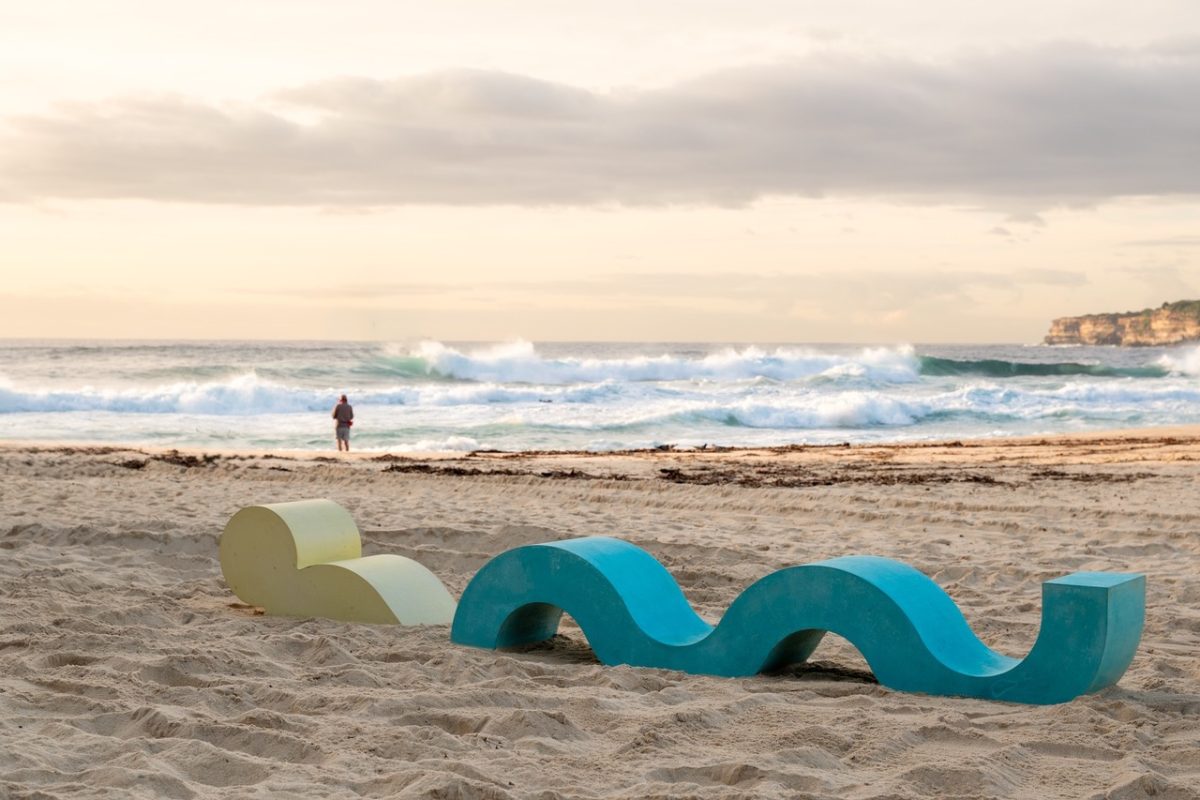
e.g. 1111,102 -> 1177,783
220,499 -> 456,625
450,536 -> 1145,704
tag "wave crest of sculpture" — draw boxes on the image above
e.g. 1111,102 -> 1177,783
450,537 -> 1144,705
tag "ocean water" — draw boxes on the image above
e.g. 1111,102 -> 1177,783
2,339 -> 1199,452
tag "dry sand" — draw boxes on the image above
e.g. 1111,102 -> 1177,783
1,430 -> 1198,799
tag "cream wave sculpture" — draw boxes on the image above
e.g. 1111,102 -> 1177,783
219,499 -> 456,625
220,500 -> 1145,705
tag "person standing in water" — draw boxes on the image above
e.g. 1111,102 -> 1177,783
332,394 -> 354,451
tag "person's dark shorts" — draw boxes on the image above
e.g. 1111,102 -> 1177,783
336,424 -> 351,441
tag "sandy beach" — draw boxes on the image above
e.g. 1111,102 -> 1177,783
1,429 -> 1198,799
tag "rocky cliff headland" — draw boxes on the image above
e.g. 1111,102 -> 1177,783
1045,300 -> 1200,346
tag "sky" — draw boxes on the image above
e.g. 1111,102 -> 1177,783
1,1 -> 1198,343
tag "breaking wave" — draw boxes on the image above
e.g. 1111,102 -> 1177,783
376,341 -> 1195,383
917,355 -> 1168,379
0,373 -> 329,415
3,340 -> 1198,450
381,341 -> 924,384
1157,345 -> 1200,377
596,382 -> 1200,431
0,371 -> 633,415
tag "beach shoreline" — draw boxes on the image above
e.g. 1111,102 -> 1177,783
6,339 -> 1199,455
2,426 -> 1198,797
5,420 -> 1200,460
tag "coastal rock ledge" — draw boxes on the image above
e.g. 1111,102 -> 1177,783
1045,300 -> 1200,346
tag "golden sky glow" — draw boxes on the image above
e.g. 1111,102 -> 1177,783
2,1 -> 1198,342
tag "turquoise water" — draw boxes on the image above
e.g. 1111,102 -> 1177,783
1,339 -> 1198,451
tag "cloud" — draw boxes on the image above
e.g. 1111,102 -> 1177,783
262,269 -> 1087,316
1118,265 -> 1199,303
1120,235 -> 1200,247
243,282 -> 465,299
1004,211 -> 1046,227
1013,269 -> 1087,286
2,43 -> 1198,208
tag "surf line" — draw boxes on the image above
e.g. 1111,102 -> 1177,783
221,500 -> 1145,705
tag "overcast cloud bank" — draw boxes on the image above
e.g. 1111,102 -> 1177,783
2,43 -> 1198,208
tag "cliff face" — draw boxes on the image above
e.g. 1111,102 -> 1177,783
1045,301 -> 1200,346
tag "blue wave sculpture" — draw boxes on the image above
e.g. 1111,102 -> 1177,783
451,537 -> 1145,705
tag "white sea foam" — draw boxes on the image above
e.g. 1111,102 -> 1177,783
407,340 -> 922,384
386,436 -> 482,453
0,374 -> 638,415
1157,345 -> 1200,377
2,366 -> 1199,424
407,380 -> 625,406
686,393 -> 925,429
0,373 -> 330,415
3,340 -> 1198,450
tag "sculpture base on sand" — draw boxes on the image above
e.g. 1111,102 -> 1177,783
220,499 -> 456,626
451,536 -> 1144,705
